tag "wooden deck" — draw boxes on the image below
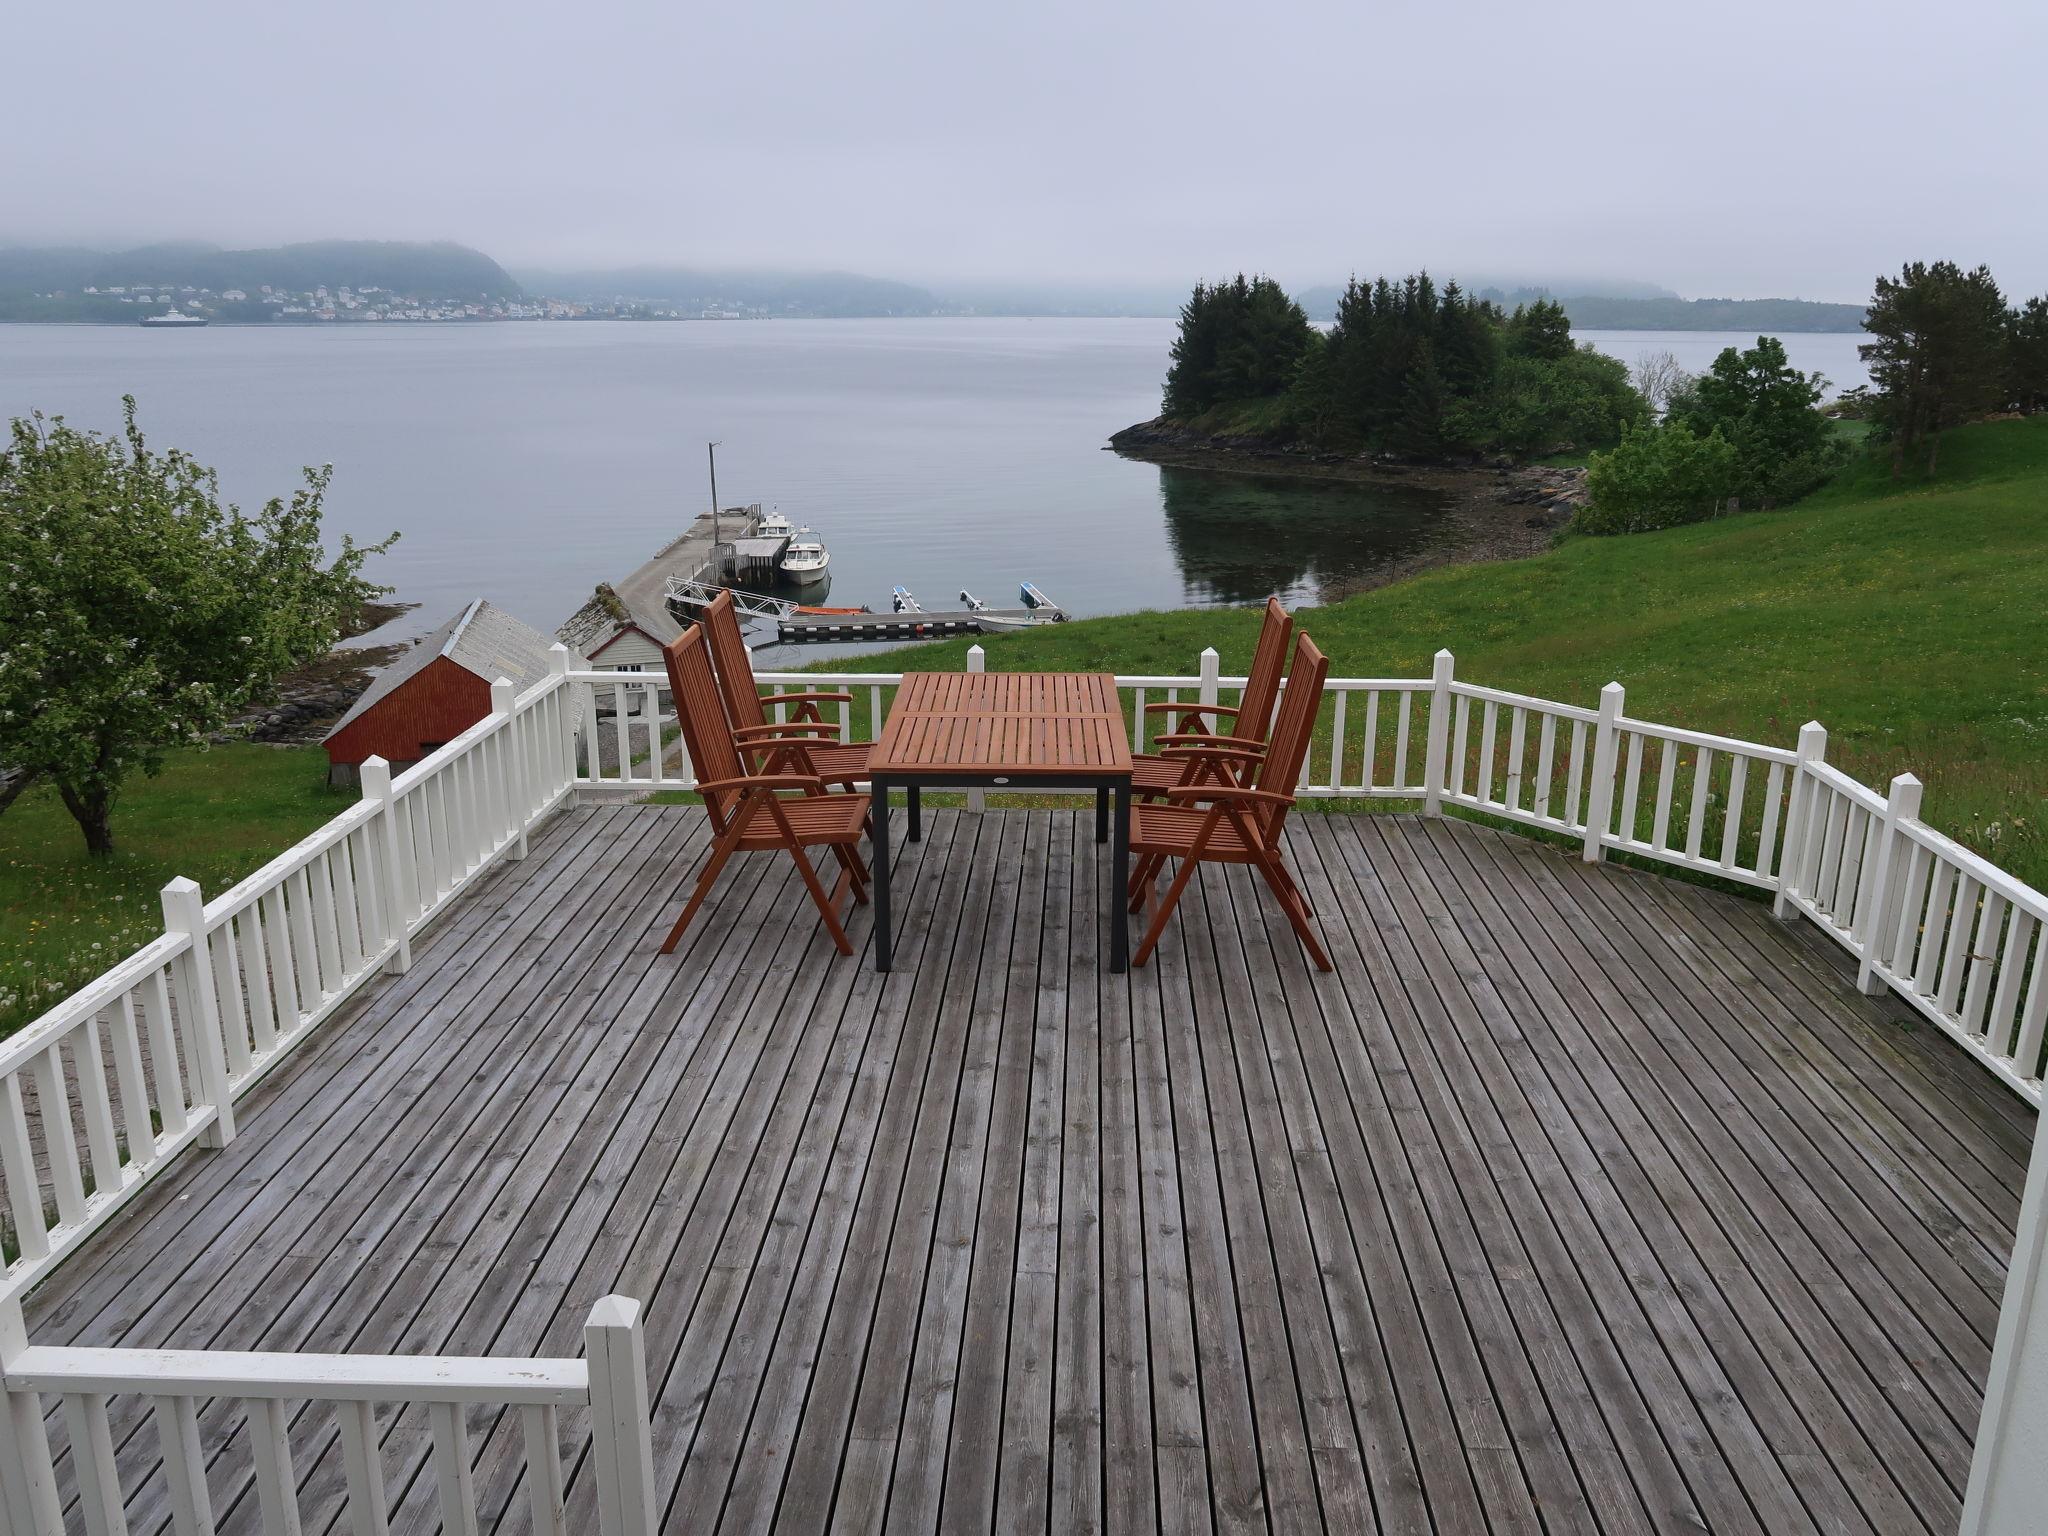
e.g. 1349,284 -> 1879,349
22,804 -> 2030,1536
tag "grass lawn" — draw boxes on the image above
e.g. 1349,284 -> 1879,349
1,745 -> 346,1038
812,416 -> 2048,888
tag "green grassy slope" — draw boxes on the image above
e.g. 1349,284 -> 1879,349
1,746 -> 344,1036
828,417 -> 2048,885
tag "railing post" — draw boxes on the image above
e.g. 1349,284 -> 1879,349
1961,1110 -> 2048,1536
549,643 -> 580,790
160,877 -> 234,1149
1198,646 -> 1221,734
586,1296 -> 658,1536
1773,721 -> 1828,920
0,1301 -> 61,1536
361,756 -> 414,975
1422,649 -> 1455,816
492,678 -> 529,860
1581,682 -> 1624,862
965,646 -> 986,814
1857,772 -> 1921,994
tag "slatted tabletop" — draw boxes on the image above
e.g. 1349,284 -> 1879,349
868,672 -> 1132,778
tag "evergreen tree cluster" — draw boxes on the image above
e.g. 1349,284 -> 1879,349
1162,276 -> 1315,418
1860,261 -> 2048,476
1160,271 -> 1648,456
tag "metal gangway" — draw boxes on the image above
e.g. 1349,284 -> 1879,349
666,575 -> 800,622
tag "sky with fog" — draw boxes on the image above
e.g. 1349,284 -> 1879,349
4,0 -> 2041,302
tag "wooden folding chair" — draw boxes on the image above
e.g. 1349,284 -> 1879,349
698,589 -> 871,787
1126,632 -> 1332,971
659,625 -> 871,957
1132,596 -> 1292,800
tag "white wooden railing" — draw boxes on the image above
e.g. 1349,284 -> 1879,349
7,634 -> 2048,1536
0,645 -> 673,1536
0,1294 -> 656,1536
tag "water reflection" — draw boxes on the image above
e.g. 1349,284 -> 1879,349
1155,465 -> 1451,607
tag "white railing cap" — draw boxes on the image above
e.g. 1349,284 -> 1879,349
4,1343 -> 588,1405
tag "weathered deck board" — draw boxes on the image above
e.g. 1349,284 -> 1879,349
22,804 -> 2027,1536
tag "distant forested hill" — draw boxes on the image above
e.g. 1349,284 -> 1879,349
1551,294 -> 1866,331
1293,281 -> 1863,332
519,265 -> 940,316
0,241 -> 521,299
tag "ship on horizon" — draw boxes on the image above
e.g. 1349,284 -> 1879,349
140,308 -> 208,328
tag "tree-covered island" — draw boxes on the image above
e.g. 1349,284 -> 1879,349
1128,272 -> 1648,458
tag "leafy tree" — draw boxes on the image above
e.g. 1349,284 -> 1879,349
1580,422 -> 1741,535
2007,295 -> 2048,413
1630,350 -> 1693,416
1479,346 -> 1648,457
1668,335 -> 1839,503
0,401 -> 395,854
1860,261 -> 2008,476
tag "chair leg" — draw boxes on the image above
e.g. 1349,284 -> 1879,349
829,841 -> 870,904
1271,859 -> 1314,917
1127,851 -> 1163,910
789,846 -> 855,956
1254,854 -> 1331,972
1132,854 -> 1200,968
660,835 -> 737,954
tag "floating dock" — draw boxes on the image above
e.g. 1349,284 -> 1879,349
773,606 -> 1059,644
666,574 -> 1069,645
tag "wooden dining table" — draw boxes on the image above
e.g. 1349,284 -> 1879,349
865,671 -> 1133,972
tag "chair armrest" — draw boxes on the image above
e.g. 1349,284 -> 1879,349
757,690 -> 855,709
1162,784 -> 1295,810
1154,732 -> 1265,752
1142,700 -> 1240,718
733,722 -> 842,740
1156,745 -> 1265,770
694,772 -> 829,797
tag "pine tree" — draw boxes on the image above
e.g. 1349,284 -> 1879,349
1506,298 -> 1573,361
2007,296 -> 2048,413
1860,261 -> 2008,476
1397,346 -> 1449,456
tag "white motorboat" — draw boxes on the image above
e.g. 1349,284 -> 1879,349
780,527 -> 830,584
757,507 -> 792,538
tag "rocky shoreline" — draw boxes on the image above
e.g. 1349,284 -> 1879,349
218,600 -> 420,747
1108,418 -> 1589,600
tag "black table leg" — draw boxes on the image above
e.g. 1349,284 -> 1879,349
1095,786 -> 1109,843
1110,782 -> 1130,972
908,785 -> 922,843
872,778 -> 893,971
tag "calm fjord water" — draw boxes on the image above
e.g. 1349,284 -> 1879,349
0,320 -> 1869,658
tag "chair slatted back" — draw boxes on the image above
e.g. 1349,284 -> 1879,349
662,625 -> 745,831
1238,597 -> 1295,739
1253,633 -> 1330,843
699,590 -> 770,733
